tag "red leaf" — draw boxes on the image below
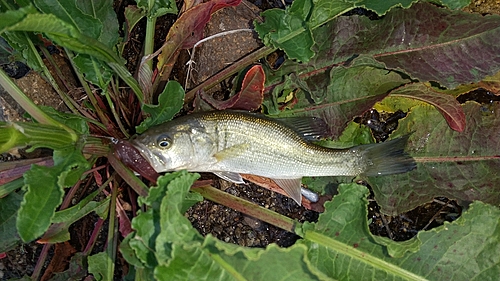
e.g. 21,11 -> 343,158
391,83 -> 466,132
200,65 -> 265,111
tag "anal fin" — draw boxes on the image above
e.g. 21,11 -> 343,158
213,171 -> 245,184
273,178 -> 303,205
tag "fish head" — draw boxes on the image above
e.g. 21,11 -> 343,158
131,119 -> 215,173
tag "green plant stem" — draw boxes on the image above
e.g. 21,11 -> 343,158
0,69 -> 78,141
192,184 -> 298,233
184,46 -> 275,104
82,136 -> 110,157
106,183 -> 118,281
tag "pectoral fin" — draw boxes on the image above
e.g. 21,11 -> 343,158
273,178 -> 303,205
213,171 -> 245,184
214,143 -> 250,161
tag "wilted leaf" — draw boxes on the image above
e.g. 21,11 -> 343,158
200,65 -> 265,111
136,80 -> 184,133
369,101 -> 500,214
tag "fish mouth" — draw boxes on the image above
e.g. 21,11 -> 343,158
130,139 -> 168,173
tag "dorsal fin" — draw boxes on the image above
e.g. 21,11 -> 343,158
274,116 -> 329,140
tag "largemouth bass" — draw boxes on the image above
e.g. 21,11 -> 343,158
132,111 -> 416,204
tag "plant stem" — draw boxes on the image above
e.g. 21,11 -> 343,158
104,89 -> 130,138
0,69 -> 78,141
106,182 -> 118,280
192,184 -> 298,233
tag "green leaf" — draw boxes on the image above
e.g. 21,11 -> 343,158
0,6 -> 143,101
88,252 -> 112,281
41,198 -> 109,243
136,80 -> 185,133
136,0 -> 178,18
368,101 -> 500,215
301,183 -> 500,280
155,172 -> 201,262
389,83 -> 466,132
33,0 -> 101,39
72,54 -> 114,89
265,56 -> 410,138
40,106 -> 89,135
353,0 -> 416,16
432,0 -> 472,10
16,148 -> 89,242
154,237 -> 316,281
125,171 -> 201,269
255,0 -> 315,62
0,192 -> 22,252
76,0 -> 119,48
255,0 -> 415,62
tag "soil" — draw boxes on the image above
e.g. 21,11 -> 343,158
0,0 -> 498,280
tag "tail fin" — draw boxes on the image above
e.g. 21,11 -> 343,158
359,135 -> 416,176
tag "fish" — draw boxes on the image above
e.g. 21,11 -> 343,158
132,110 -> 416,205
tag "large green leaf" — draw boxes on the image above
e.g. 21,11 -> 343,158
301,183 -> 500,280
123,172 -> 500,280
368,101 -> 500,214
16,148 -> 89,242
0,192 -> 22,252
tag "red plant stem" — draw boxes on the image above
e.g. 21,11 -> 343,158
83,218 -> 105,256
31,244 -> 52,280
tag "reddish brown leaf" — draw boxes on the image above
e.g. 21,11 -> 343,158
201,65 -> 265,111
391,83 -> 466,132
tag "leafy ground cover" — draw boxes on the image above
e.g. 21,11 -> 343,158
1,0 -> 499,280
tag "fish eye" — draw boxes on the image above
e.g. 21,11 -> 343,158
157,135 -> 172,149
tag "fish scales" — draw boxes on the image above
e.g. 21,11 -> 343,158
197,111 -> 365,178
